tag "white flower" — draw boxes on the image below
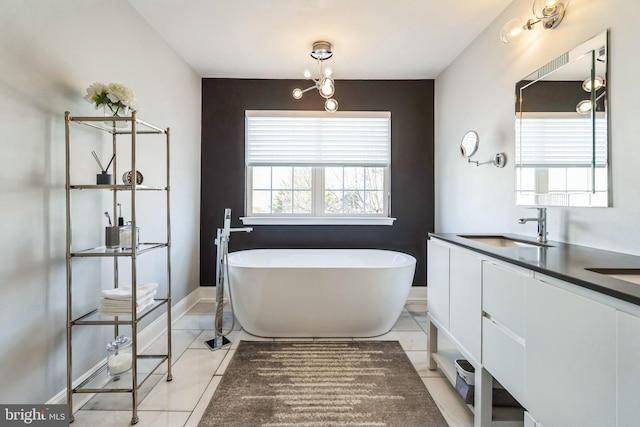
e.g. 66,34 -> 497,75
107,83 -> 138,111
83,82 -> 108,104
84,81 -> 138,112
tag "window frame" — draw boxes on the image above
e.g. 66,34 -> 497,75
242,111 -> 394,226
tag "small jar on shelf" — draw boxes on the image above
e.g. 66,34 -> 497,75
119,221 -> 139,250
106,335 -> 133,378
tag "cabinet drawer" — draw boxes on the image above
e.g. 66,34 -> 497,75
482,261 -> 526,337
482,317 -> 525,406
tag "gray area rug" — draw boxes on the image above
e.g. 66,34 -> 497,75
198,340 -> 448,427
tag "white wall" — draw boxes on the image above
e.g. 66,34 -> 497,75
0,1 -> 201,403
435,0 -> 640,255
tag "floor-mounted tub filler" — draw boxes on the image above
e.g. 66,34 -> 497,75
227,248 -> 416,338
205,209 -> 252,350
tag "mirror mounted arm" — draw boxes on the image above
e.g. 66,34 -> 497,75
460,131 -> 506,168
467,153 -> 507,168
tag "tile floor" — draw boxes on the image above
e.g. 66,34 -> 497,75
71,301 -> 474,427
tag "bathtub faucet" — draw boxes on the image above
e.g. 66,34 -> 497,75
206,209 -> 252,351
216,209 -> 252,245
222,208 -> 252,237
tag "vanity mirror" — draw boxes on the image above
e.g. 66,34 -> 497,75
460,131 -> 479,158
460,130 -> 506,168
515,30 -> 609,207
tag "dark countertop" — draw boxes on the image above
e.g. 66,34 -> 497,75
429,233 -> 640,306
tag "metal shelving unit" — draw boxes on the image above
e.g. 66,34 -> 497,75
64,111 -> 172,425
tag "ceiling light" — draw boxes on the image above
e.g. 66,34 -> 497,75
292,41 -> 339,113
309,40 -> 333,60
325,98 -> 338,113
292,88 -> 303,99
319,77 -> 335,98
501,0 -> 570,44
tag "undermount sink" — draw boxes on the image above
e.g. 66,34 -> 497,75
585,268 -> 640,286
458,235 -> 552,248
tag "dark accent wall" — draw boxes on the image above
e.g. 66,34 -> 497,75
201,79 -> 434,286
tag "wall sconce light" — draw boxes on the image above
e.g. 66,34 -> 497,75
500,0 -> 571,44
292,41 -> 339,113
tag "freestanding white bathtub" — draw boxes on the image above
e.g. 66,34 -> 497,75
226,249 -> 416,338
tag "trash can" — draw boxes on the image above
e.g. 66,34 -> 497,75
454,359 -> 521,407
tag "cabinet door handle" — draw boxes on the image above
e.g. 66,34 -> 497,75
483,314 -> 525,346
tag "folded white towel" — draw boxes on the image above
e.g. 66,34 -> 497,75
98,290 -> 157,315
100,291 -> 157,309
99,301 -> 155,316
100,288 -> 134,300
135,297 -> 155,314
101,282 -> 159,300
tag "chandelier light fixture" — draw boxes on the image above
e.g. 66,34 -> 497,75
292,41 -> 339,113
500,0 -> 571,44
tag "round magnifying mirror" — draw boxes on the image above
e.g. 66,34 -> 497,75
460,131 -> 479,158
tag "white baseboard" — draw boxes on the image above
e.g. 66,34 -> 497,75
198,285 -> 215,302
407,286 -> 427,303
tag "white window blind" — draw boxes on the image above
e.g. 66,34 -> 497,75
246,110 -> 391,166
515,113 -> 607,167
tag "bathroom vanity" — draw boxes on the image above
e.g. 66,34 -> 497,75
427,233 -> 640,427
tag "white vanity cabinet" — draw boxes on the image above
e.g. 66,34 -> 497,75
450,249 -> 483,362
427,239 -> 519,427
427,235 -> 640,427
427,239 -> 450,329
616,310 -> 640,427
524,275 -> 616,427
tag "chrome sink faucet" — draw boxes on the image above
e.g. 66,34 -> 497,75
518,207 -> 547,243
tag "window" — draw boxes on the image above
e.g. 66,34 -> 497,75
243,110 -> 393,225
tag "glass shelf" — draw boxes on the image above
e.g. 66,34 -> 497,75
71,243 -> 168,257
69,114 -> 166,135
72,299 -> 169,325
69,184 -> 167,191
73,354 -> 167,393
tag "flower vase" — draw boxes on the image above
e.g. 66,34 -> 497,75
103,104 -> 130,128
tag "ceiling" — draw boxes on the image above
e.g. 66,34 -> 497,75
128,0 -> 514,80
